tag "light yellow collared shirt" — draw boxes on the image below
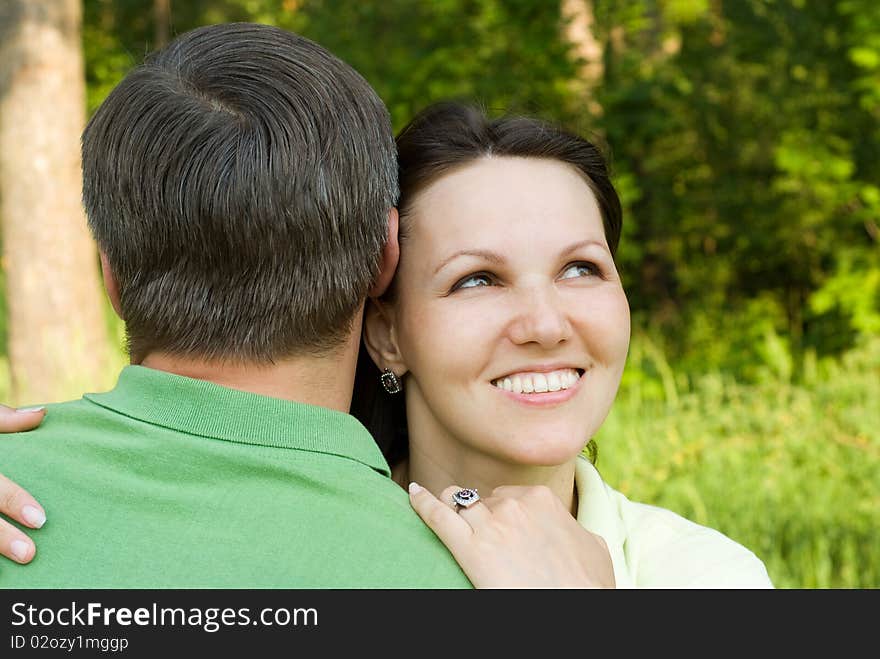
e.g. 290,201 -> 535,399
575,457 -> 774,588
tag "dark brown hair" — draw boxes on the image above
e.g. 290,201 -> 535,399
351,101 -> 621,465
83,23 -> 397,362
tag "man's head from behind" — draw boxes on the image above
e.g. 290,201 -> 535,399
83,23 -> 398,363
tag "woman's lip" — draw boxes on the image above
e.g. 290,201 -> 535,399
491,371 -> 583,407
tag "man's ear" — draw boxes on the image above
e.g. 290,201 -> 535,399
100,251 -> 124,319
363,298 -> 407,376
369,208 -> 400,298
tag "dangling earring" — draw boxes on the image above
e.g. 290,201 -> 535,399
380,368 -> 402,394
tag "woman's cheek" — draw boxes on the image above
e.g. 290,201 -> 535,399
399,302 -> 462,375
411,301 -> 494,388
581,288 -> 630,363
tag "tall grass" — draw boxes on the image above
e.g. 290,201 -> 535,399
594,334 -> 880,588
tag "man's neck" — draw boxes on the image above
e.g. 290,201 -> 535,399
138,333 -> 361,414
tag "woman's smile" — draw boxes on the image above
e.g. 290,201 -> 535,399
490,365 -> 586,406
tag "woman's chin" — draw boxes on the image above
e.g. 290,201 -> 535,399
489,434 -> 588,468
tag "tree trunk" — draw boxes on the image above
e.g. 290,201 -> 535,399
0,0 -> 113,404
561,0 -> 604,116
154,0 -> 170,49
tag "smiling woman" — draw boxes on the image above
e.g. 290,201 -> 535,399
355,102 -> 773,588
376,156 -> 628,480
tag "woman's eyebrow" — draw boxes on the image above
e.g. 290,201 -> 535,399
433,240 -> 609,276
433,249 -> 504,275
560,239 -> 610,257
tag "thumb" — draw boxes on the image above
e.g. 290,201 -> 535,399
0,404 -> 46,433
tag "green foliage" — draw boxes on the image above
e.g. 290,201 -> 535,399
841,0 -> 880,115
810,249 -> 880,337
594,0 -> 880,370
293,0 -> 581,131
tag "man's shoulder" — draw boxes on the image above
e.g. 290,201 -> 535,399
0,395 -> 471,589
3,397 -> 104,448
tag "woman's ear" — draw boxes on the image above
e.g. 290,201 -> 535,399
363,298 -> 407,376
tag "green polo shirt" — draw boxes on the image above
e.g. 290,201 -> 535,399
0,366 -> 471,588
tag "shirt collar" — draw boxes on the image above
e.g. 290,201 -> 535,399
575,456 -> 634,588
85,365 -> 391,477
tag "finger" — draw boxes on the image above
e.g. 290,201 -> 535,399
408,483 -> 472,554
0,473 -> 47,529
438,485 -> 462,511
440,484 -> 493,527
0,518 -> 36,564
0,404 -> 46,433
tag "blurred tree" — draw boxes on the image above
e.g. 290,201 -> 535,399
0,0 -> 112,403
562,0 -> 605,116
154,0 -> 171,48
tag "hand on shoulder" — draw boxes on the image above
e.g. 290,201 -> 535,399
0,403 -> 47,564
409,482 -> 615,588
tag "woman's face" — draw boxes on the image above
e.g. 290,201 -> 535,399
388,156 -> 630,467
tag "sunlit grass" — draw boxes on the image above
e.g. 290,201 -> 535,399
595,335 -> 880,588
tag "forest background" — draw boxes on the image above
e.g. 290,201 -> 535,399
0,0 -> 877,588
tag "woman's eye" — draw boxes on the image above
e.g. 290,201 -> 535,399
453,273 -> 494,291
560,262 -> 601,280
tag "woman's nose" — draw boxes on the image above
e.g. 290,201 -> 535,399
506,286 -> 573,347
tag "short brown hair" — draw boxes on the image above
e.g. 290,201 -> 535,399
82,23 -> 398,361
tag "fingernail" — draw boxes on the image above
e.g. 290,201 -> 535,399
18,406 -> 45,414
22,505 -> 46,528
10,540 -> 31,562
408,482 -> 423,494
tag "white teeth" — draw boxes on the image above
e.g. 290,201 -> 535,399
493,368 -> 582,394
533,373 -> 549,392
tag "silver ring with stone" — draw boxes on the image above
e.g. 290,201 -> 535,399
452,488 -> 480,510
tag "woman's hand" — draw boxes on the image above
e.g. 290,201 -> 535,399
0,403 -> 45,433
0,403 -> 47,563
409,482 -> 615,589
